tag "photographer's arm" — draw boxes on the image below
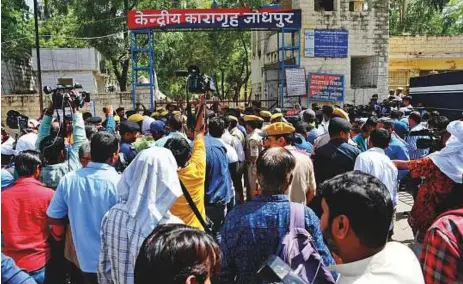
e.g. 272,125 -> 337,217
104,105 -> 116,134
35,102 -> 55,150
68,111 -> 86,169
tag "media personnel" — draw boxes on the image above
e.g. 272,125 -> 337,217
406,112 -> 429,160
36,101 -> 86,189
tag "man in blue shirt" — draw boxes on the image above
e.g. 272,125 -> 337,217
218,148 -> 334,283
380,119 -> 410,180
293,122 -> 314,154
204,118 -> 233,241
2,253 -> 36,284
47,132 -> 120,284
391,110 -> 409,139
1,169 -> 15,190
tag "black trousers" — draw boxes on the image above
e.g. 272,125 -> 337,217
232,161 -> 245,204
82,272 -> 98,284
45,238 -> 67,284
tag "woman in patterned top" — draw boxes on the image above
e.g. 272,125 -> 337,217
393,120 -> 463,255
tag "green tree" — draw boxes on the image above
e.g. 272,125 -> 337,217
1,0 -> 33,60
389,0 -> 462,35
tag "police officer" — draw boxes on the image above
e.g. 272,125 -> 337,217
259,110 -> 272,128
243,115 -> 264,200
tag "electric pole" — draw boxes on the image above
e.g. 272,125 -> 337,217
34,0 -> 44,112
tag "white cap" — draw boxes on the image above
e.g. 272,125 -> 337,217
15,133 -> 38,154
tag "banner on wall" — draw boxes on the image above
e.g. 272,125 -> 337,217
285,68 -> 306,97
128,8 -> 302,30
304,29 -> 348,58
308,73 -> 344,102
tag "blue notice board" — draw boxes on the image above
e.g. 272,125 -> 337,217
314,30 -> 348,58
308,73 -> 345,103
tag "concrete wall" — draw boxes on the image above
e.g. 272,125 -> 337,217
1,59 -> 36,94
251,0 -> 389,107
1,91 -> 154,123
389,35 -> 463,59
388,35 -> 463,89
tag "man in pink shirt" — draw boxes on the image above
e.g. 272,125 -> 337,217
2,150 -> 60,283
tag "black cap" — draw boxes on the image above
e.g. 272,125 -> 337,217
329,117 -> 352,135
87,116 -> 102,124
119,120 -> 140,133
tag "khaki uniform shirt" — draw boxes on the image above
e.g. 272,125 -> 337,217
245,129 -> 263,196
285,146 -> 316,204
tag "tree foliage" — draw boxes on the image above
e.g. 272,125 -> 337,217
390,0 -> 463,35
1,0 -> 34,60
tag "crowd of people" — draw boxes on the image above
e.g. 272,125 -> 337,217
1,92 -> 462,284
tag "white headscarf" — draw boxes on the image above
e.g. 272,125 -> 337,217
429,120 -> 463,184
141,117 -> 155,135
118,146 -> 183,236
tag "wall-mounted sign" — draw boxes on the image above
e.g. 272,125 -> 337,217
304,29 -> 348,58
128,8 -> 301,30
285,68 -> 306,97
308,73 -> 344,102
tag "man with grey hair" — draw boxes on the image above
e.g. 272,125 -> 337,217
79,142 -> 91,168
218,147 -> 334,283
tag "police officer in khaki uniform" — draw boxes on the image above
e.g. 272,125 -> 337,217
243,115 -> 264,199
259,110 -> 272,128
262,122 -> 316,205
270,113 -> 284,124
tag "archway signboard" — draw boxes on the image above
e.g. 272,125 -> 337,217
127,8 -> 302,110
128,8 -> 301,30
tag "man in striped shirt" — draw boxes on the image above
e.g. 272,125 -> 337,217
406,112 -> 429,160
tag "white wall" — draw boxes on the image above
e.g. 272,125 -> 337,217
31,48 -> 101,72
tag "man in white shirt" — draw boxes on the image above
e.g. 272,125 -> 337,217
354,128 -> 398,236
222,117 -> 245,204
319,172 -> 424,284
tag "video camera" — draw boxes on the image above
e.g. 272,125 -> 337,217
186,65 -> 216,94
409,129 -> 442,151
43,83 -> 90,108
6,110 -> 29,131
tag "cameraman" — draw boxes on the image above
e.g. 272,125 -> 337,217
35,101 -> 86,189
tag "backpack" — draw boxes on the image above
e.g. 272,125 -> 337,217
277,202 -> 335,284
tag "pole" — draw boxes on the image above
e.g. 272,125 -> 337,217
33,0 -> 43,112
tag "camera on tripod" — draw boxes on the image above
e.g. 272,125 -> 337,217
43,83 -> 91,108
186,65 -> 216,94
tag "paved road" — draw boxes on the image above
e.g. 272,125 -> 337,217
392,191 -> 415,246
